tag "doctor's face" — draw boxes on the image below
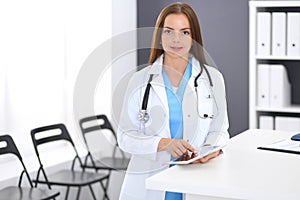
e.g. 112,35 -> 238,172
161,13 -> 192,60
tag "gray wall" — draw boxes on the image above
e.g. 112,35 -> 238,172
137,0 -> 249,137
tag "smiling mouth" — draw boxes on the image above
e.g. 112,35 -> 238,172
170,46 -> 183,51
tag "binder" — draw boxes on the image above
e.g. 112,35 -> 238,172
272,12 -> 286,56
275,116 -> 300,132
259,116 -> 274,130
257,64 -> 270,107
257,12 -> 271,56
287,13 -> 300,56
269,64 -> 291,107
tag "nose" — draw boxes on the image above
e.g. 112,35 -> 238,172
172,32 -> 181,43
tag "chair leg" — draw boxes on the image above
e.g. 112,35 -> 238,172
65,186 -> 70,200
105,170 -> 112,191
76,187 -> 81,200
100,181 -> 110,200
88,184 -> 97,200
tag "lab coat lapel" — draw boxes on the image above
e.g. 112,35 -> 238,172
182,58 -> 199,142
147,56 -> 170,124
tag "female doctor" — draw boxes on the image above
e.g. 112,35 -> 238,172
117,2 -> 229,200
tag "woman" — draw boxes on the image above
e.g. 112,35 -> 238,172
117,2 -> 229,200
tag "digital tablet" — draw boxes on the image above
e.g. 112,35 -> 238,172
168,145 -> 224,165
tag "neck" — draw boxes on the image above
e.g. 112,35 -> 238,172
163,56 -> 189,87
163,56 -> 189,75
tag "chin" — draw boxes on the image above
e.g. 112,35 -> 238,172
166,51 -> 189,59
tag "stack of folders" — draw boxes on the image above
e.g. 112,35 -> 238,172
259,116 -> 300,132
257,64 -> 291,108
257,12 -> 300,56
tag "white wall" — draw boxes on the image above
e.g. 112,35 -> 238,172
0,0 -> 113,181
111,0 -> 137,129
0,1 -> 137,199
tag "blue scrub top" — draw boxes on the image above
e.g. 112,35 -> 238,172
162,60 -> 192,200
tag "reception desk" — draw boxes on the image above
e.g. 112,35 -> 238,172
146,129 -> 300,200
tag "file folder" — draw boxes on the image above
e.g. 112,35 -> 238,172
287,13 -> 300,56
272,12 -> 286,56
275,116 -> 300,132
259,116 -> 274,130
269,64 -> 291,107
257,64 -> 270,107
257,12 -> 271,56
258,139 -> 300,155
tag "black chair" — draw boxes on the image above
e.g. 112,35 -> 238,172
30,123 -> 109,200
0,134 -> 60,200
79,115 -> 129,191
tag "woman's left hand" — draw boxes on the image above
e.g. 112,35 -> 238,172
191,149 -> 222,164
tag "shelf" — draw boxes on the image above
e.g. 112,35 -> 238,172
250,1 -> 300,8
249,1 -> 300,129
256,105 -> 300,113
255,55 -> 300,60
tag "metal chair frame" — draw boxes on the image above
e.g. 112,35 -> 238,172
0,134 -> 60,200
31,123 -> 110,200
79,115 -> 129,191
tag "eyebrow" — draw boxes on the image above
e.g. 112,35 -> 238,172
163,26 -> 191,30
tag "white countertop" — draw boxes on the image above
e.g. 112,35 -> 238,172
146,129 -> 300,199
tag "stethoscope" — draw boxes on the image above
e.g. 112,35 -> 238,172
138,61 -> 216,123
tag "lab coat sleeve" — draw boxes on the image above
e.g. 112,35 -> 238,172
204,68 -> 230,146
117,71 -> 162,155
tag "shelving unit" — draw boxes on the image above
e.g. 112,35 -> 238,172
249,1 -> 300,129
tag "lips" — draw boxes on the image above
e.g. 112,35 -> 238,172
170,46 -> 183,52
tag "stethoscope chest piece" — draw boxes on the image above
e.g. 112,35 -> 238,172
138,109 -> 149,122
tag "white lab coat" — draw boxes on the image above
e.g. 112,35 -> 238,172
117,55 -> 229,200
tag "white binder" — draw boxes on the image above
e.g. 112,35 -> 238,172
287,13 -> 300,56
270,64 -> 291,107
257,12 -> 271,56
275,116 -> 300,132
259,116 -> 274,130
272,12 -> 286,56
257,64 -> 270,107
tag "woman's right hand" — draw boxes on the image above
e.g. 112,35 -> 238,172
158,138 -> 197,158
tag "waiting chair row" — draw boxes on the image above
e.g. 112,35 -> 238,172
0,114 -> 129,200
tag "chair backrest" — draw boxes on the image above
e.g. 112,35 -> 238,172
79,114 -> 126,159
0,134 -> 33,187
79,114 -> 117,147
31,123 -> 80,168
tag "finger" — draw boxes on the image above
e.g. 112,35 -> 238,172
191,152 -> 197,158
182,154 -> 190,161
174,149 -> 182,158
177,141 -> 188,153
183,142 -> 196,153
199,157 -> 209,163
199,150 -> 220,163
208,150 -> 221,158
168,139 -> 185,153
171,151 -> 179,158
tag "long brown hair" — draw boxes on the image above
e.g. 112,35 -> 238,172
148,2 -> 206,64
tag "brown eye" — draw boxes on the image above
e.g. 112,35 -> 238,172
183,31 -> 190,35
163,29 -> 173,35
